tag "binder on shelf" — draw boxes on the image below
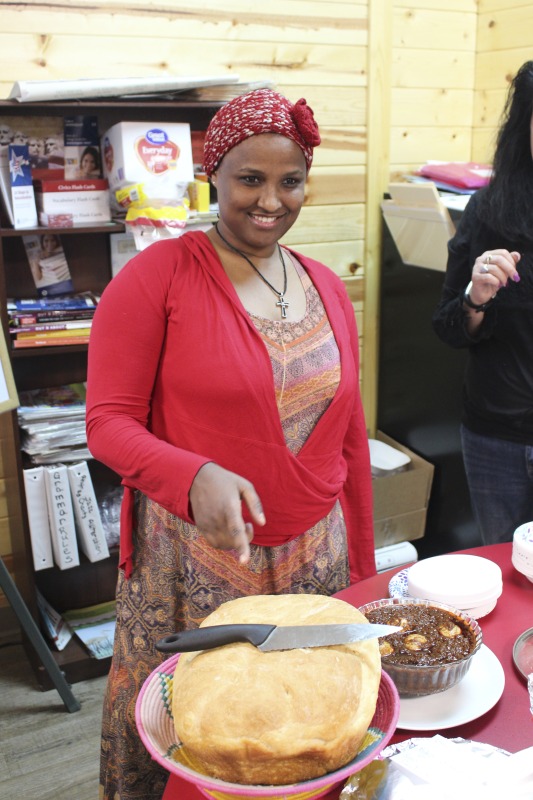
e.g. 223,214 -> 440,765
22,466 -> 54,571
67,460 -> 109,562
43,463 -> 80,570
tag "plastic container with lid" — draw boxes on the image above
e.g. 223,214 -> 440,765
369,439 -> 411,478
406,554 -> 503,619
512,522 -> 533,582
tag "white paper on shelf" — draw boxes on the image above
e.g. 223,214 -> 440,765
8,75 -> 241,103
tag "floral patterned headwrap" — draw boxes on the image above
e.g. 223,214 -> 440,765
202,88 -> 321,176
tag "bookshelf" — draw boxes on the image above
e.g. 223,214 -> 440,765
0,96 -> 222,688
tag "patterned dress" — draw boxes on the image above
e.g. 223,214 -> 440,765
99,261 -> 350,800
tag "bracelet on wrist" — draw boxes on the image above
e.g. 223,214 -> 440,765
462,281 -> 496,313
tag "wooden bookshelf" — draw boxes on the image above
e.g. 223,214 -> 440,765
0,96 -> 222,688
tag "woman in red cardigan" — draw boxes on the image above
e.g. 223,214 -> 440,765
86,88 -> 375,800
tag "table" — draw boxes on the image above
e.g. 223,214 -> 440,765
162,542 -> 533,799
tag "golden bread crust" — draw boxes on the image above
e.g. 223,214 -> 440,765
172,594 -> 381,785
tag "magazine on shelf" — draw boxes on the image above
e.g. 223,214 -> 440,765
21,233 -> 74,297
36,589 -> 73,650
17,382 -> 87,424
62,600 -> 116,659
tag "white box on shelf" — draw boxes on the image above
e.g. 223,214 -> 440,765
101,121 -> 194,201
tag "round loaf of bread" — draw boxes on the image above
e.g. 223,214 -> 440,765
171,594 -> 381,785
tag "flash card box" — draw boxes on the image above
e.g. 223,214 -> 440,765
34,178 -> 111,226
101,121 -> 194,201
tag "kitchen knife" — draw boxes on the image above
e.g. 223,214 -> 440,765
156,622 -> 402,653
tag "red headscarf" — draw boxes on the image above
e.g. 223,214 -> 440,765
203,88 -> 321,176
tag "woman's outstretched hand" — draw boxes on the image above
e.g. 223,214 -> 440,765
189,462 -> 266,564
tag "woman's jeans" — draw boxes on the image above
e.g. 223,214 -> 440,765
461,424 -> 533,544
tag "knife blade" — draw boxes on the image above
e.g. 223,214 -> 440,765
156,622 -> 402,654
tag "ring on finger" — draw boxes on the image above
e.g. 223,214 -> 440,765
480,263 -> 490,274
485,254 -> 492,264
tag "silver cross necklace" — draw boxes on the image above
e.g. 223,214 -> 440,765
215,223 -> 289,319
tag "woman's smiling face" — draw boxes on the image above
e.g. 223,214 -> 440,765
212,133 -> 307,257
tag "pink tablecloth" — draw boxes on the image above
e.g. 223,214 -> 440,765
162,542 -> 533,800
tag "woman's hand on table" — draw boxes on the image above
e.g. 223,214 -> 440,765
189,462 -> 265,564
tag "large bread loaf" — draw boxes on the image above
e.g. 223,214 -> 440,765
172,593 -> 381,785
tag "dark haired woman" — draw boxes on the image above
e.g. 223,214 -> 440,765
86,88 -> 375,800
433,61 -> 532,544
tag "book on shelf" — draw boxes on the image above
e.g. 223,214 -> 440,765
64,115 -> 102,180
7,144 -> 38,229
67,461 -> 109,563
62,600 -> 116,659
7,291 -> 100,313
0,114 -> 64,179
21,233 -> 74,298
9,319 -> 92,334
22,466 -> 54,571
12,329 -> 91,348
36,589 -> 73,651
43,463 -> 80,570
9,307 -> 96,327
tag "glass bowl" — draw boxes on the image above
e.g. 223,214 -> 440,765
358,597 -> 482,698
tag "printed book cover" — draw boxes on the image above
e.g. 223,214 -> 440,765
0,115 -> 64,179
64,115 -> 101,180
22,232 -> 74,297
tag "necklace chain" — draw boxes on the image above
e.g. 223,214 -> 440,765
214,223 -> 289,319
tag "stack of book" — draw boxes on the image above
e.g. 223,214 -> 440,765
17,382 -> 90,465
7,291 -> 99,348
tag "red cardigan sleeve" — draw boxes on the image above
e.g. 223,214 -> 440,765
86,244 -> 211,544
337,290 -> 376,582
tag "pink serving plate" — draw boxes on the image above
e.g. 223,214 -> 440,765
136,652 -> 400,800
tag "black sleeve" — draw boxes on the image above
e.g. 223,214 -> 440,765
432,192 -> 498,349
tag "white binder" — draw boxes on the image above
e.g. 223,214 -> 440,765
67,461 -> 109,562
43,463 -> 80,570
22,466 -> 54,571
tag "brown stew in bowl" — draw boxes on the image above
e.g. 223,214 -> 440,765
365,604 -> 477,666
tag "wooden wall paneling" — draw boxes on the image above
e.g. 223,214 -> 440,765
391,87 -> 473,127
0,36 -> 368,97
393,6 -> 476,51
289,241 -> 365,280
476,4 -> 533,52
363,0 -> 393,436
281,204 -> 365,247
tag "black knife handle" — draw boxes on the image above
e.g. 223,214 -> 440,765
156,624 -> 276,653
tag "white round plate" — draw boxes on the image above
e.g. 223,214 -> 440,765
397,644 -> 505,731
388,568 -> 412,599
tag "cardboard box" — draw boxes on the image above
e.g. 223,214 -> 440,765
35,178 -> 111,226
101,121 -> 194,201
372,431 -> 434,548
